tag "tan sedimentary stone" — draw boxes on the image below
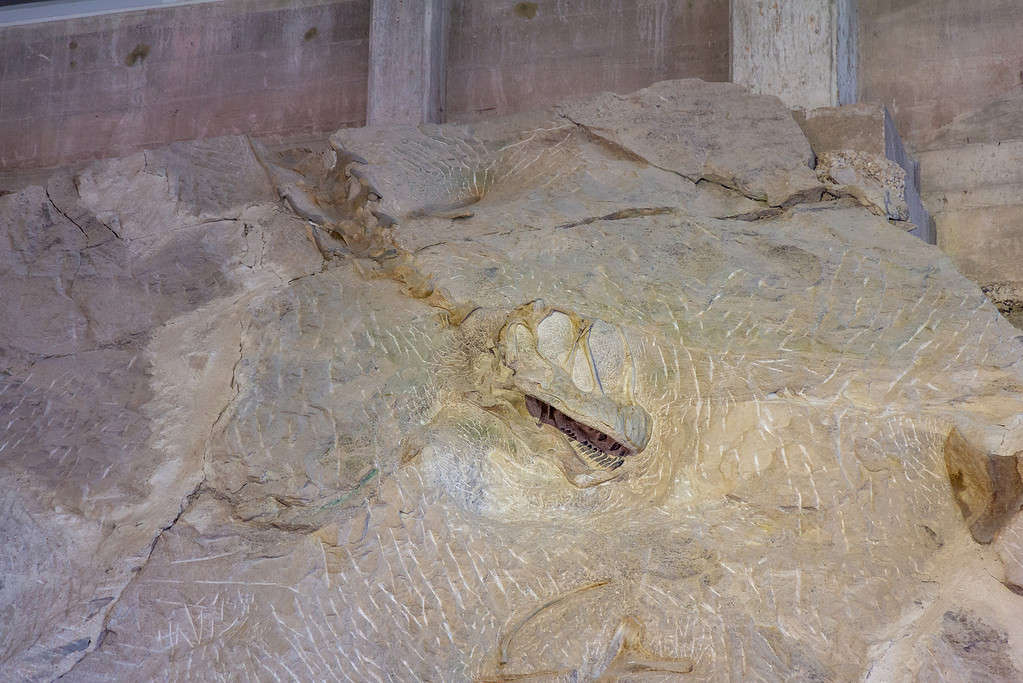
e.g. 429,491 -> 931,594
815,149 -> 909,221
943,428 -> 1023,544
793,103 -> 933,240
795,102 -> 890,157
0,136 -> 320,680
555,79 -> 823,207
3,81 -> 1023,681
996,510 -> 1023,592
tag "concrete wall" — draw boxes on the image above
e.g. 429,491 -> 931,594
859,0 -> 1023,148
858,1 -> 1023,328
445,0 -> 730,120
0,0 -> 731,171
0,0 -> 371,170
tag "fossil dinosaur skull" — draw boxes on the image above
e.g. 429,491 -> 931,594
498,301 -> 652,473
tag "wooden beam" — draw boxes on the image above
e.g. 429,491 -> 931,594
731,0 -> 858,109
367,0 -> 448,126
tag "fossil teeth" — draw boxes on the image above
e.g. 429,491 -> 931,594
567,439 -> 621,472
528,395 -> 629,472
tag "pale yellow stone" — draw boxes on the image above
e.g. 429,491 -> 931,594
3,83 -> 1023,681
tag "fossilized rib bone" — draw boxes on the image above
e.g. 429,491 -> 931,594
499,301 -> 652,470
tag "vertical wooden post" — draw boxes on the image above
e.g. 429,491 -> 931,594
731,0 -> 857,109
367,0 -> 448,126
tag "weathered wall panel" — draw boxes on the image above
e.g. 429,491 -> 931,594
446,0 -> 730,120
0,0 -> 371,169
859,0 -> 1023,148
0,0 -> 731,171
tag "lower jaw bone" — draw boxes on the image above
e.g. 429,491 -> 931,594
570,439 -> 624,471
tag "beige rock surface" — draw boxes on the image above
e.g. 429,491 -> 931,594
556,80 -> 823,208
2,81 -> 1023,681
0,137 -> 321,680
795,103 -> 891,158
996,508 -> 1023,593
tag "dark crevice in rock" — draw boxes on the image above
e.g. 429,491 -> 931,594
97,217 -> 121,241
717,192 -> 848,222
561,114 -> 834,216
554,206 -> 676,230
46,184 -> 123,241
413,240 -> 450,254
719,207 -> 786,222
45,187 -> 87,237
179,217 -> 241,230
561,114 -> 703,185
29,332 -> 148,365
286,270 -> 328,285
560,114 -> 785,209
414,207 -> 675,255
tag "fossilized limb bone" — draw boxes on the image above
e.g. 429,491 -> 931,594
498,301 -> 652,474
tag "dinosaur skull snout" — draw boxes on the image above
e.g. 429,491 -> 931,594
499,303 -> 652,470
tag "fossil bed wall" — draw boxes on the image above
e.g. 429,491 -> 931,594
0,0 -> 730,173
3,78 -> 1023,681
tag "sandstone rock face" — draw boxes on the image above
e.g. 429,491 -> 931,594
2,80 -> 1023,681
557,80 -> 823,208
0,138 -> 321,680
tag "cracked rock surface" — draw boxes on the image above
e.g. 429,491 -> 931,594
2,80 -> 1023,681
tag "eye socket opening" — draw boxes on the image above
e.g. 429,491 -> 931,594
524,395 -> 633,460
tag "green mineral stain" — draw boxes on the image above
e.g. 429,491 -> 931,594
320,467 -> 378,509
514,2 -> 538,19
125,43 -> 150,67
